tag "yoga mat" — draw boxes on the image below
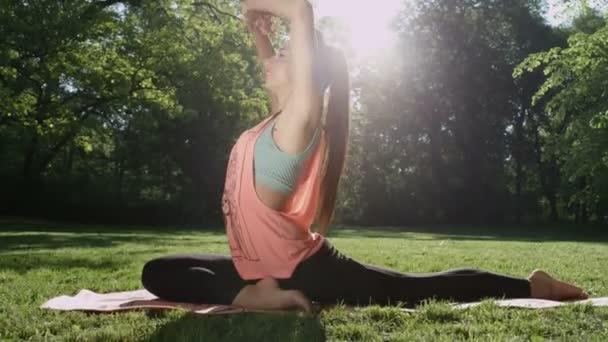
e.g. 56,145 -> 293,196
41,289 -> 608,315
41,289 -> 245,315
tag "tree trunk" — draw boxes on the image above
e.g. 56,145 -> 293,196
22,132 -> 39,182
64,144 -> 74,176
115,157 -> 125,201
547,156 -> 559,222
578,177 -> 589,224
531,116 -> 559,222
513,109 -> 525,223
429,108 -> 443,221
548,186 -> 559,222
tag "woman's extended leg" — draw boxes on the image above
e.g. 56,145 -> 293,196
141,254 -> 248,305
280,240 -> 586,308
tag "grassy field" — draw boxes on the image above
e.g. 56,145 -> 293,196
1,220 -> 607,341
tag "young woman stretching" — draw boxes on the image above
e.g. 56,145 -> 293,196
141,0 -> 587,313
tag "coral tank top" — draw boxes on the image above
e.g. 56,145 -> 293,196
221,114 -> 326,280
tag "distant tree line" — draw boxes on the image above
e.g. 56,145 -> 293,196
0,0 -> 606,226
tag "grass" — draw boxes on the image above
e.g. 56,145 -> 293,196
1,219 -> 607,341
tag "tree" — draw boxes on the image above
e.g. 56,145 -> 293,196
342,0 -> 556,224
514,9 -> 608,222
0,0 -> 268,223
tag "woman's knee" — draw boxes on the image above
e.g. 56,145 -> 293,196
441,268 -> 483,275
141,258 -> 166,292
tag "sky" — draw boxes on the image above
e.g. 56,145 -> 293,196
312,0 -> 607,26
307,0 -> 607,56
544,0 -> 608,25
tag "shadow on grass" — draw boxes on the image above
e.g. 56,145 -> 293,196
2,218 -> 607,248
146,312 -> 326,342
328,224 -> 608,243
0,217 -> 228,253
0,233 -> 158,251
0,253 -> 124,273
0,222 -> 231,272
0,233 -> 233,273
0,218 -> 225,235
0,232 -> 229,252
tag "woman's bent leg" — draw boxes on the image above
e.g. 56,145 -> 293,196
141,254 -> 247,305
282,240 -> 531,307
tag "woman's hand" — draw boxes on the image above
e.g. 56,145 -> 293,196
246,10 -> 273,36
242,3 -> 275,60
244,0 -> 311,21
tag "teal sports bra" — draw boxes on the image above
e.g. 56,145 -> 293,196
253,118 -> 321,194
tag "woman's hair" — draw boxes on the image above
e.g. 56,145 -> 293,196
313,31 -> 351,236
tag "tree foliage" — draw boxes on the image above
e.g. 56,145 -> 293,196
0,0 -> 267,224
515,9 -> 607,222
0,0 -> 606,226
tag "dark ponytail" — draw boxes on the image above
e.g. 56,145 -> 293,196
315,47 -> 351,236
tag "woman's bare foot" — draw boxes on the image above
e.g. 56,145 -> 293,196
232,278 -> 313,313
528,269 -> 588,301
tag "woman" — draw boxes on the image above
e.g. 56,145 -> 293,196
141,0 -> 587,313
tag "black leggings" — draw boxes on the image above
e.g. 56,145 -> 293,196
141,240 -> 531,307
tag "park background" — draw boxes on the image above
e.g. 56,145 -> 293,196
2,1 -> 608,341
1,0 -> 607,228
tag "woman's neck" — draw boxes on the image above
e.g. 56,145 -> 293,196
270,88 -> 291,116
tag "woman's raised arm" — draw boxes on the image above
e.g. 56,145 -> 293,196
245,0 -> 320,127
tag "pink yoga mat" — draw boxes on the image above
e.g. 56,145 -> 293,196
41,289 -> 245,314
40,289 -> 608,314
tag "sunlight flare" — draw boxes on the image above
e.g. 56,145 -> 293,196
314,0 -> 402,56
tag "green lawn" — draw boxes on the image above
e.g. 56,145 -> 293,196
1,220 -> 607,341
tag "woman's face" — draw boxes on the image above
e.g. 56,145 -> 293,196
264,43 -> 292,92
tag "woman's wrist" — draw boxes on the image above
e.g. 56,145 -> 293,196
287,0 -> 313,21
